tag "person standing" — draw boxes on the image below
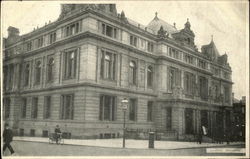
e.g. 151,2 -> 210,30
54,125 -> 61,144
197,127 -> 203,144
3,123 -> 15,155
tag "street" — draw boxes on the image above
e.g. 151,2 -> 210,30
2,140 -> 245,156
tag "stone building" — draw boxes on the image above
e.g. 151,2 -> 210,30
3,4 -> 233,140
232,96 -> 245,141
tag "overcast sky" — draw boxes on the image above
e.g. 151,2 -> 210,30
2,1 -> 249,99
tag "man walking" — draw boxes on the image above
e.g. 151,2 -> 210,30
3,123 -> 15,155
54,125 -> 61,144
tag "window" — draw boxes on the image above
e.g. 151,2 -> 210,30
21,98 -> 27,118
129,99 -> 137,121
185,108 -> 194,134
44,96 -> 51,119
129,61 -> 136,85
64,50 -> 77,79
130,35 -> 137,47
147,66 -> 153,87
184,54 -> 194,64
223,71 -> 229,79
49,32 -> 56,44
147,42 -> 154,52
102,24 -> 118,39
19,129 -> 24,136
3,66 -> 7,91
42,130 -> 49,137
27,41 -> 32,51
66,22 -> 79,37
184,72 -> 195,96
35,61 -> 42,84
199,76 -> 208,100
31,97 -> 38,119
99,95 -> 116,121
198,59 -> 206,69
166,107 -> 172,129
211,67 -> 220,76
147,101 -> 153,122
167,67 -> 181,92
4,98 -> 11,119
100,50 -> 116,80
23,63 -> 30,86
139,68 -> 145,87
170,48 -> 179,59
7,64 -> 14,90
47,58 -> 54,82
200,110 -> 208,128
30,129 -> 35,137
37,36 -> 44,48
60,94 -> 74,120
224,86 -> 230,103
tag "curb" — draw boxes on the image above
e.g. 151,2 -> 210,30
13,139 -> 245,151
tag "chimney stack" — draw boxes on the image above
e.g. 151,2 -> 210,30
7,26 -> 20,37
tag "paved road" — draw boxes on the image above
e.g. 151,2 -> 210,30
2,141 -> 246,157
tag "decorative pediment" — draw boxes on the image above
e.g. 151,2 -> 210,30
157,26 -> 168,39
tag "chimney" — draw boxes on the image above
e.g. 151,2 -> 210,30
7,26 -> 20,37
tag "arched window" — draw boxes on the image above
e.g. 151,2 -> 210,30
35,61 -> 42,84
24,64 -> 30,86
147,66 -> 153,87
47,58 -> 54,82
129,61 -> 136,84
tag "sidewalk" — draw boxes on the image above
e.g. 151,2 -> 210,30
13,136 -> 245,150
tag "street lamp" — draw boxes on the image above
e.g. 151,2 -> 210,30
121,98 -> 128,148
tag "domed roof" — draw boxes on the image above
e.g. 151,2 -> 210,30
147,12 -> 178,35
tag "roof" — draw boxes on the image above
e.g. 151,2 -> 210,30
233,97 -> 240,103
147,13 -> 178,35
201,40 -> 220,60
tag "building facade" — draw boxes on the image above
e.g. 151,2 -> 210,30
3,4 -> 233,140
232,96 -> 245,141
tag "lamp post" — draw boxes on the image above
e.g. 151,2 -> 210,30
121,98 -> 128,148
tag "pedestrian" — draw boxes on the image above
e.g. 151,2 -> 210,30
54,125 -> 61,144
225,129 -> 230,145
3,123 -> 15,155
197,128 -> 202,144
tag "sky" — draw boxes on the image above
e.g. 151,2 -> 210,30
1,1 -> 249,99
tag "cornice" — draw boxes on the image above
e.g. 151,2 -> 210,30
4,82 -> 158,97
